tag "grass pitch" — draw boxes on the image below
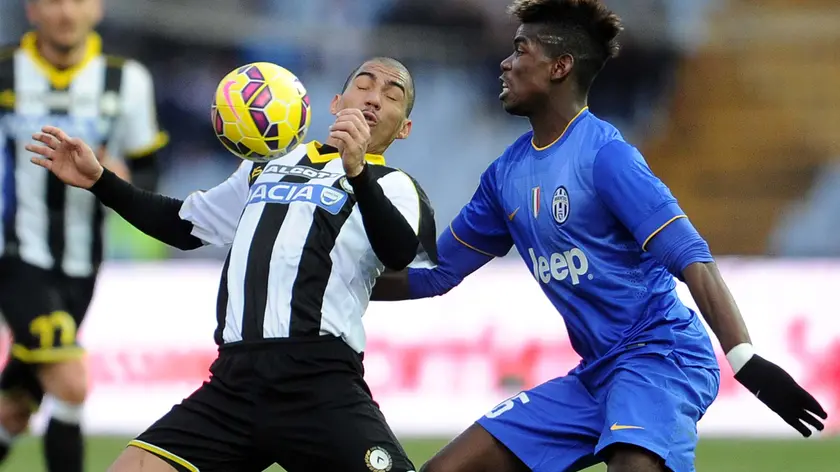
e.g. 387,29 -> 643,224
2,436 -> 837,471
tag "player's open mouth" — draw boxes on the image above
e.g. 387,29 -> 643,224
499,77 -> 510,99
362,110 -> 378,127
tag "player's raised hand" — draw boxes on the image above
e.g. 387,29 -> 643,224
329,108 -> 370,177
735,353 -> 828,437
26,126 -> 104,189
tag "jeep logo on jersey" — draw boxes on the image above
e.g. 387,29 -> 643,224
247,182 -> 348,215
552,186 -> 570,224
528,247 -> 592,285
262,164 -> 343,180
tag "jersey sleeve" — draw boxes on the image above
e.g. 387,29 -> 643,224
593,140 -> 686,250
376,170 -> 438,267
113,60 -> 169,160
178,161 -> 252,246
449,160 -> 513,257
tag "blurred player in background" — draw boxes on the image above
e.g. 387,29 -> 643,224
372,1 -> 827,471
28,57 -> 436,472
0,0 -> 167,471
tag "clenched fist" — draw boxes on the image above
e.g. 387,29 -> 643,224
329,109 -> 371,177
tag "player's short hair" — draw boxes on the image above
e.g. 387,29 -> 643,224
508,0 -> 623,91
341,57 -> 415,118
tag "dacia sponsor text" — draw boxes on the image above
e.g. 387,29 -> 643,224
247,182 -> 348,215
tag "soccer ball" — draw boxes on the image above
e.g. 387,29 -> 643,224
211,62 -> 311,162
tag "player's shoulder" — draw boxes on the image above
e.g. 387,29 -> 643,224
577,113 -> 641,163
497,131 -> 534,165
366,163 -> 402,179
368,164 -> 418,187
103,54 -> 154,84
367,164 -> 429,196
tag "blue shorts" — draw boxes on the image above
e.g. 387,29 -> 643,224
476,352 -> 720,472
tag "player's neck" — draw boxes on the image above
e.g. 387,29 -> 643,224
35,35 -> 87,70
323,136 -> 387,156
528,99 -> 587,149
324,136 -> 343,151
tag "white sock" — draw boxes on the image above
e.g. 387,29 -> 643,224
50,399 -> 83,425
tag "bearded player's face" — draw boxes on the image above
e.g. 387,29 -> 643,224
27,0 -> 103,53
330,62 -> 413,154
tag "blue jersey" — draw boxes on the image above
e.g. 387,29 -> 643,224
450,108 -> 717,373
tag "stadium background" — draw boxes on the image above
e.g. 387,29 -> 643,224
2,0 -> 840,470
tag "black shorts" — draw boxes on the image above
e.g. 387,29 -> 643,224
0,258 -> 95,404
131,337 -> 416,472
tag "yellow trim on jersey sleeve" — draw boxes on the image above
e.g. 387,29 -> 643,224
641,215 -> 687,251
10,345 -> 85,364
305,140 -> 386,166
0,89 -> 14,109
531,106 -> 589,151
20,31 -> 102,90
449,224 -> 496,258
126,131 -> 170,159
128,440 -> 200,472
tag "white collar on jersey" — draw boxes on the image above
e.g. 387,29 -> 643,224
20,31 -> 102,90
305,140 -> 386,166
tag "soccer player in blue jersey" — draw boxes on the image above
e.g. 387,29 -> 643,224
371,1 -> 828,471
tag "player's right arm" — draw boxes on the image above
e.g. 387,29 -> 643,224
26,126 -> 248,250
371,159 -> 513,301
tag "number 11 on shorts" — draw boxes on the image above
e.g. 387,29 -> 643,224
485,392 -> 530,419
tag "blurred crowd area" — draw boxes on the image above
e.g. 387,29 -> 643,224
3,0 -> 840,260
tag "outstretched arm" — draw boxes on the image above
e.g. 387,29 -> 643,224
28,126 -> 249,251
90,169 -> 201,251
373,159 -> 513,301
595,139 -> 827,437
372,226 -> 493,301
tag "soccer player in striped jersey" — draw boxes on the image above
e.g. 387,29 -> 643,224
372,1 -> 827,471
28,57 -> 435,472
0,1 -> 166,471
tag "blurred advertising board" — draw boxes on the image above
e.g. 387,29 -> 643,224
6,258 -> 839,438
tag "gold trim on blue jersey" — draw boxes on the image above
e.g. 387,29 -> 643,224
531,106 -> 589,151
449,224 -> 496,258
20,31 -> 102,90
641,215 -> 687,251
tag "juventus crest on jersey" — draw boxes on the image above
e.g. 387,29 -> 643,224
179,141 -> 436,353
0,32 -> 167,277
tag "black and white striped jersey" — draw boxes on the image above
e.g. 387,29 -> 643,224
179,141 -> 436,353
0,32 -> 167,277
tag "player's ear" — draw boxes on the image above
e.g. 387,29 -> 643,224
550,54 -> 574,82
396,119 -> 412,140
329,94 -> 342,115
24,0 -> 39,25
92,0 -> 105,24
